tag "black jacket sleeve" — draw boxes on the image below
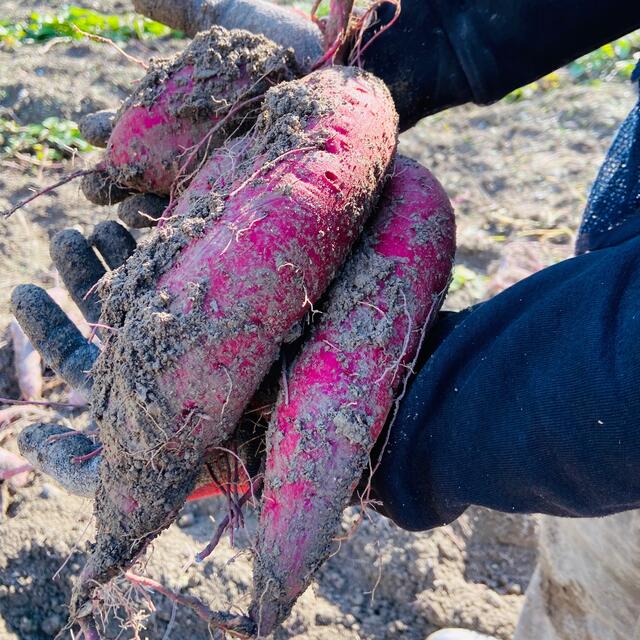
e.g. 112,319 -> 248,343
362,0 -> 640,129
369,228 -> 640,531
368,89 -> 640,531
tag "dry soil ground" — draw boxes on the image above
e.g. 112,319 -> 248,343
0,2 -> 636,639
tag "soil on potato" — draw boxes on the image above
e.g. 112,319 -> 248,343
0,1 -> 636,639
106,26 -> 298,192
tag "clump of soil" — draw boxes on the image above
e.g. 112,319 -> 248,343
183,74 -> 330,219
250,78 -> 329,160
126,26 -> 298,118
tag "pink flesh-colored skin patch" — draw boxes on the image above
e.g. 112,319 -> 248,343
253,156 -> 456,632
106,66 -> 249,194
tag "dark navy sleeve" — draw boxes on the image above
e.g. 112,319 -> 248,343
369,84 -> 640,530
370,230 -> 640,530
362,1 -> 640,129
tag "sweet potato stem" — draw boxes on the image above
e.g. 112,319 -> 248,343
124,572 -> 257,638
2,169 -> 95,218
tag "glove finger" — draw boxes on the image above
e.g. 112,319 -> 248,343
18,423 -> 100,498
89,221 -> 137,270
78,110 -> 116,148
11,285 -> 99,394
133,0 -> 197,34
217,0 -> 323,69
118,193 -> 168,228
50,230 -> 105,324
133,0 -> 323,70
81,169 -> 136,206
18,421 -> 260,502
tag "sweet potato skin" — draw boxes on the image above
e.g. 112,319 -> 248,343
152,66 -> 398,447
103,27 -> 298,195
251,156 -> 456,634
73,66 -> 398,609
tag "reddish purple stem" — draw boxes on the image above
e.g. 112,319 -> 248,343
72,446 -> 103,464
195,477 -> 263,563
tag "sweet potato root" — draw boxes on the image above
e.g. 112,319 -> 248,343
250,156 -> 455,635
71,65 -> 397,615
9,318 -> 42,401
84,26 -> 297,201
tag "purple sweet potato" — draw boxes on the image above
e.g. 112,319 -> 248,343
84,26 -> 297,202
250,156 -> 456,634
71,65 -> 398,619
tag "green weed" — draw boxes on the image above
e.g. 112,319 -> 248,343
449,264 -> 485,295
288,1 -> 330,18
0,5 -> 182,48
0,117 -> 92,162
568,32 -> 640,82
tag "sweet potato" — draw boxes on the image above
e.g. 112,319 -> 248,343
9,318 -> 42,400
84,26 -> 297,201
250,156 -> 455,634
71,66 -> 397,614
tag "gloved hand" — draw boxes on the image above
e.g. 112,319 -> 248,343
27,70 -> 640,538
369,76 -> 640,531
19,214 -> 640,530
78,0 -> 323,228
366,236 -> 640,529
12,222 -> 267,501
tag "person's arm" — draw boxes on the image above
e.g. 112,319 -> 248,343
370,228 -> 640,530
363,0 -> 640,129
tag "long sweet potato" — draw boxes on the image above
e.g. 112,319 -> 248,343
84,26 -> 297,201
250,156 -> 455,635
72,66 -> 398,613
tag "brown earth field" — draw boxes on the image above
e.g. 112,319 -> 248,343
0,2 -> 636,639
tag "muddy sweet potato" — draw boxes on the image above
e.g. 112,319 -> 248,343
250,156 -> 456,635
70,65 -> 397,615
83,26 -> 297,202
